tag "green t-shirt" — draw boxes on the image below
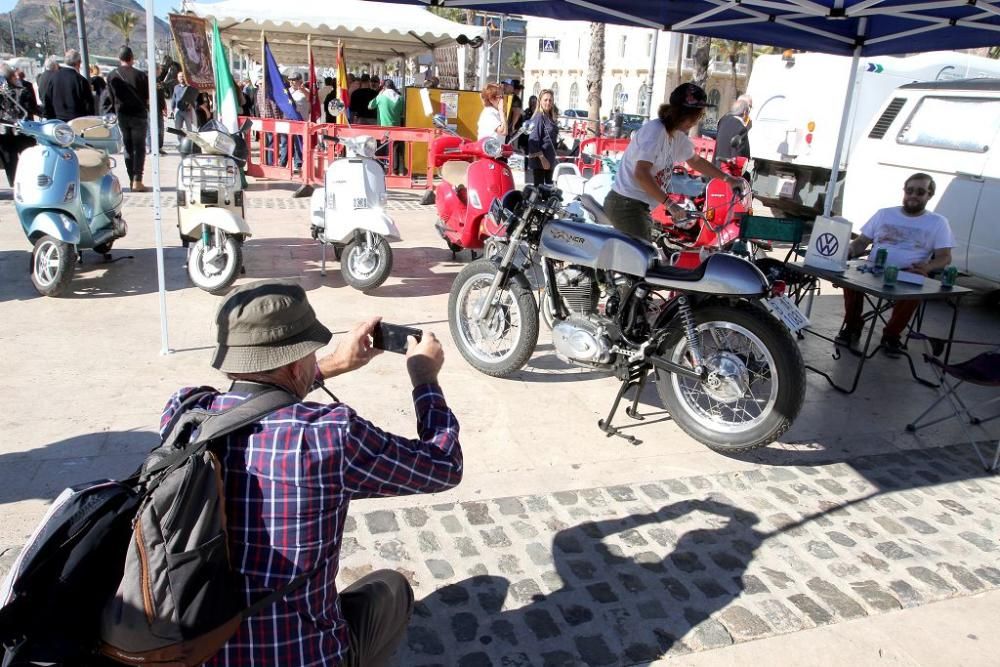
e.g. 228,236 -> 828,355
368,91 -> 404,126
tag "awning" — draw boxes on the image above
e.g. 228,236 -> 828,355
187,0 -> 484,65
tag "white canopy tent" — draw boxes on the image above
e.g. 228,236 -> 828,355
188,0 -> 484,66
143,1 -> 482,354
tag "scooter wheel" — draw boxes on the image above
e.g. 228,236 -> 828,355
188,234 -> 243,294
31,235 -> 76,297
341,236 -> 392,291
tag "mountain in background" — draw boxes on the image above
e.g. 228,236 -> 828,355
2,0 -> 171,64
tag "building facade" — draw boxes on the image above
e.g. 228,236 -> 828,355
524,18 -> 749,129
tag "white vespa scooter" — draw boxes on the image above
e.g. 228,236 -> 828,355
167,119 -> 252,293
309,100 -> 400,291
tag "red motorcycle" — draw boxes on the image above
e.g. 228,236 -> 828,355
652,157 -> 751,268
429,117 -> 518,257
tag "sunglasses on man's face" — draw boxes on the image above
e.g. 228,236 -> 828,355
904,186 -> 929,196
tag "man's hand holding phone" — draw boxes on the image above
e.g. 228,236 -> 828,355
318,316 -> 383,379
406,332 -> 444,387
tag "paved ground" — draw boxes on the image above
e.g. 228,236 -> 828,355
1,146 -> 998,665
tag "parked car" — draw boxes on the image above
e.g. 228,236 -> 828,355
842,78 -> 1000,285
559,108 -> 591,129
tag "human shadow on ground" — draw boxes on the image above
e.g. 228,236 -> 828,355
403,498 -> 818,665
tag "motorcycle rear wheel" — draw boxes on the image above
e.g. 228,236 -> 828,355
31,235 -> 75,297
655,303 -> 805,452
188,233 -> 242,294
449,259 -> 539,377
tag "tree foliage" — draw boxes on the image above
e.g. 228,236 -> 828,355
107,10 -> 139,47
586,22 -> 605,133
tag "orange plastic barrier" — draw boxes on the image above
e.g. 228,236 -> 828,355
575,137 -> 631,177
242,116 -> 439,190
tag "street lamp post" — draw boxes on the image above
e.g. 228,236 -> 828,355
7,12 -> 16,58
73,0 -> 90,76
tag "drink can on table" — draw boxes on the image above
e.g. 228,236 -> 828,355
941,265 -> 958,289
874,248 -> 888,271
883,265 -> 899,287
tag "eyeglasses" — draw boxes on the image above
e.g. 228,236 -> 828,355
904,187 -> 929,196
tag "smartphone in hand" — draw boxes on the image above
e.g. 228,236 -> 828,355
372,322 -> 422,354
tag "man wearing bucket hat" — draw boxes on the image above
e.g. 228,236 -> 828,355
161,280 -> 462,667
604,82 -> 746,241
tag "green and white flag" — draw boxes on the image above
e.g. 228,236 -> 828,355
211,19 -> 239,133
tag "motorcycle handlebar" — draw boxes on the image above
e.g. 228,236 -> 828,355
166,127 -> 186,137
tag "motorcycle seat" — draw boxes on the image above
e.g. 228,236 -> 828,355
580,194 -> 615,227
441,161 -> 470,188
69,117 -> 113,141
76,147 -> 111,181
645,258 -> 710,283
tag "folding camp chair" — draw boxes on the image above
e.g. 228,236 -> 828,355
906,333 -> 1000,472
738,215 -> 819,310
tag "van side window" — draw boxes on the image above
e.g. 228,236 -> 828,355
896,96 -> 1000,153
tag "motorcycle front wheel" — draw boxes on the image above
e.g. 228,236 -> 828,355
188,232 -> 242,294
341,234 -> 392,291
31,235 -> 75,297
449,259 -> 539,377
655,303 -> 805,452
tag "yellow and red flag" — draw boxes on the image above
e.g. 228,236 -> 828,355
334,43 -> 349,124
308,37 -> 321,121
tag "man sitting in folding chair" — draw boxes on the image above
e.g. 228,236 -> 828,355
907,334 -> 1000,472
835,173 -> 954,357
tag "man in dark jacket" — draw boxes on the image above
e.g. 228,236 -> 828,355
103,46 -> 149,191
714,95 -> 752,164
42,50 -> 94,121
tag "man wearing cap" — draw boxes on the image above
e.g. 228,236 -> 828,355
604,82 -> 745,241
160,280 -> 463,667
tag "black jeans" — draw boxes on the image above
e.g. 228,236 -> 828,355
532,168 -> 553,185
118,114 -> 148,182
0,132 -> 32,186
341,569 -> 413,667
603,189 -> 653,241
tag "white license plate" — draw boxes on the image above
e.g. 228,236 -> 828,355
763,295 -> 809,333
352,197 -> 368,209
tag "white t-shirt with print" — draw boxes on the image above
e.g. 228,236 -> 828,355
612,118 -> 696,207
291,88 -> 309,121
477,106 -> 505,141
861,207 -> 954,270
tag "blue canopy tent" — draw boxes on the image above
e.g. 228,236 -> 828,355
380,0 -> 1000,216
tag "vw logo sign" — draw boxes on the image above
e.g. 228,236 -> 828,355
816,232 -> 840,257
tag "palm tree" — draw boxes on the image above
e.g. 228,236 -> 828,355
107,10 -> 139,48
989,45 -> 999,59
507,49 -> 524,73
692,35 -> 711,90
712,39 -> 749,97
45,3 -> 74,54
586,22 -> 605,135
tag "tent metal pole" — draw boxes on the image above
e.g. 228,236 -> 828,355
146,0 -> 170,355
822,45 -> 862,218
643,29 -> 659,118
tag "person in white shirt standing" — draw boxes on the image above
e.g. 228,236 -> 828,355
477,82 -> 507,142
287,71 -> 309,172
835,172 -> 954,356
604,83 -> 744,241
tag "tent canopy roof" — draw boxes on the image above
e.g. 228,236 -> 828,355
188,0 -> 484,65
376,0 -> 1000,57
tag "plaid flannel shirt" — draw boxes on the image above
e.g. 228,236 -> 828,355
159,383 -> 462,666
255,85 -> 281,120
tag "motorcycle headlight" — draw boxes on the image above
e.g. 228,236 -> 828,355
213,133 -> 236,155
52,123 -> 75,147
483,137 -> 502,158
349,136 -> 377,159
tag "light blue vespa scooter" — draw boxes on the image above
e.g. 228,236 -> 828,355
6,114 -> 126,296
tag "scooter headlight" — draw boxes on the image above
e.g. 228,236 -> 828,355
212,133 -> 236,155
482,137 -> 503,158
349,135 -> 377,158
52,123 -> 76,147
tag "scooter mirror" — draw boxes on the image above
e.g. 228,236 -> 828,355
327,99 -> 346,116
240,118 -> 253,133
432,114 -> 448,129
103,113 -> 118,127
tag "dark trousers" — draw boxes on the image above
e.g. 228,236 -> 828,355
843,288 -> 919,341
341,569 -> 413,667
532,168 -> 553,185
0,133 -> 29,186
119,114 -> 148,182
603,189 -> 653,241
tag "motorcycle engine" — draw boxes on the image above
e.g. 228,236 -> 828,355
552,315 -> 613,364
555,267 -> 599,315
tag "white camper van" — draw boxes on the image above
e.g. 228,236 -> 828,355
746,51 -> 1000,217
842,79 -> 1000,284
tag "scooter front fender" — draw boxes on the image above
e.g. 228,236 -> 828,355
178,207 -> 252,238
325,209 -> 401,243
27,210 -> 80,245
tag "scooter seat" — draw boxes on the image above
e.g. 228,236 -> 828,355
441,161 -> 470,188
580,194 -> 615,228
76,147 -> 111,181
69,116 -> 113,141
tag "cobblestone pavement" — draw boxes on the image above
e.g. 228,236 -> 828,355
337,444 -> 1000,666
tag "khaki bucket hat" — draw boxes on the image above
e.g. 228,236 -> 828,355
210,280 -> 332,374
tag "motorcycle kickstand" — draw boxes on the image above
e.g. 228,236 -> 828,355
77,250 -> 84,264
597,364 -> 650,446
625,369 -> 650,420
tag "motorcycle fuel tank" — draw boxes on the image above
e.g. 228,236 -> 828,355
540,218 -> 655,276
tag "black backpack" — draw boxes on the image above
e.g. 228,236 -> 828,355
0,385 -> 314,666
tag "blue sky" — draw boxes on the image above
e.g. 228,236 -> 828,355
0,0 -> 225,20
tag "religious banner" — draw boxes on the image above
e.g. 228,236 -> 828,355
433,44 -> 460,90
169,13 -> 215,90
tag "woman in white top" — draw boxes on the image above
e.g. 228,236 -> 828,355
476,83 -> 507,141
604,82 -> 744,241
